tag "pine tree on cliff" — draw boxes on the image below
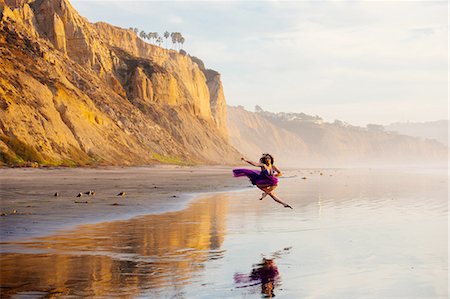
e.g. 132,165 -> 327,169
146,32 -> 154,43
147,32 -> 159,44
139,30 -> 146,40
170,32 -> 184,50
164,31 -> 170,49
179,36 -> 185,49
156,36 -> 163,47
170,32 -> 177,49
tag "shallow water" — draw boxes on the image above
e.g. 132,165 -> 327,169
0,168 -> 447,298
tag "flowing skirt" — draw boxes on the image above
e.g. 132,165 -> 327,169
233,169 -> 278,186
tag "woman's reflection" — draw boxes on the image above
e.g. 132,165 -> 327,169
234,258 -> 280,298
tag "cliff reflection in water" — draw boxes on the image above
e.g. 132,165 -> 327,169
0,195 -> 228,297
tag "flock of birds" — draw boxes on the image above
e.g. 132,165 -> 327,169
51,190 -> 128,205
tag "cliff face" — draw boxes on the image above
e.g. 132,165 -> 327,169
227,106 -> 310,166
0,0 -> 239,165
190,56 -> 228,139
385,120 -> 448,146
228,106 -> 448,167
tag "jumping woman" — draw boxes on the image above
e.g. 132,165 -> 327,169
233,153 -> 293,209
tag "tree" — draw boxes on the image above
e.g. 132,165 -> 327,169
147,32 -> 158,44
164,31 -> 170,48
170,32 -> 177,49
170,32 -> 184,50
179,36 -> 185,49
139,30 -> 146,40
156,36 -> 163,47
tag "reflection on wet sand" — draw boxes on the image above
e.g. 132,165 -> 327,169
234,258 -> 281,298
0,195 -> 228,298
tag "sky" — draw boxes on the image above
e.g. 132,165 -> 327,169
71,0 -> 448,126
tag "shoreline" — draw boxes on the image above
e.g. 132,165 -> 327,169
1,165 -> 446,244
0,166 -> 250,243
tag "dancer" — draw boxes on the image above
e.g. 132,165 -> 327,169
234,258 -> 280,298
233,153 -> 293,209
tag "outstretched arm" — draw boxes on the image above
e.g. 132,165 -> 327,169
241,157 -> 264,167
273,165 -> 282,177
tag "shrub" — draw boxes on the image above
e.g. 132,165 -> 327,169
0,135 -> 44,164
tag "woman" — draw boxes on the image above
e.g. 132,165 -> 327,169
233,153 -> 293,209
234,258 -> 280,297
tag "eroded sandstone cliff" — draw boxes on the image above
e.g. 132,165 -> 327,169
227,106 -> 310,167
0,0 -> 239,165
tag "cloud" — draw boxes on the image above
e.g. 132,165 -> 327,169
71,0 -> 448,125
168,15 -> 183,24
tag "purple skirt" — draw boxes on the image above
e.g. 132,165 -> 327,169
233,169 -> 278,186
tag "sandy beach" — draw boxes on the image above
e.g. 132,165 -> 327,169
0,167 -> 448,298
0,166 -> 248,242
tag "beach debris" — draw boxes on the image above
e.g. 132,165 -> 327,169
301,177 -> 307,180
54,192 -> 59,197
112,202 -> 120,206
117,192 -> 125,196
84,190 -> 95,196
74,201 -> 89,204
76,192 -> 83,197
171,195 -> 178,198
1,210 -> 32,216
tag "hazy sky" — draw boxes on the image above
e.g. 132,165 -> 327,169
71,0 -> 448,126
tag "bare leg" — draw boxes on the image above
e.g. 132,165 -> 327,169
257,185 -> 292,209
259,185 -> 276,200
267,192 -> 293,209
257,185 -> 271,200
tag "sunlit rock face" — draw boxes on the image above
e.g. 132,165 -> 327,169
204,69 -> 228,140
0,0 -> 240,165
191,56 -> 229,140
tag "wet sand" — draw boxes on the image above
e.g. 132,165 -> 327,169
0,167 -> 448,298
0,166 -> 248,242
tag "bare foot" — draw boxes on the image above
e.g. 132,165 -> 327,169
259,192 -> 267,200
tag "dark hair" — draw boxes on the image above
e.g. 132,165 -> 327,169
260,153 -> 274,165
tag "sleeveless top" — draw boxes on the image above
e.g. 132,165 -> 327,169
262,167 -> 275,176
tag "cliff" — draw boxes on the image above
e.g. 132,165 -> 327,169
227,106 -> 310,166
385,120 -> 448,146
0,0 -> 239,166
228,106 -> 448,167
